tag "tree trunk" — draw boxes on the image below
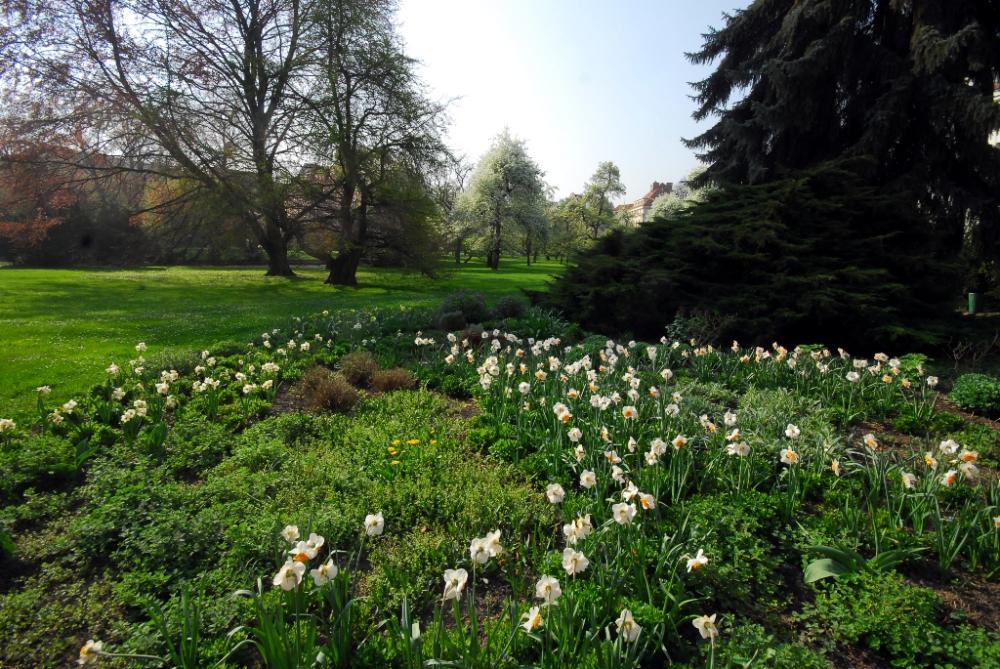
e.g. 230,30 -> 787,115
454,237 -> 462,265
488,215 -> 502,270
260,224 -> 295,277
326,248 -> 363,286
265,245 -> 295,277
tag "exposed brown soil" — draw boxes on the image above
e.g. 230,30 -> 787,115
828,642 -> 893,669
906,570 -> 1000,631
451,400 -> 480,420
268,380 -> 304,415
935,397 -> 1000,430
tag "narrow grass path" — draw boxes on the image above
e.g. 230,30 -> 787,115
0,261 -> 559,419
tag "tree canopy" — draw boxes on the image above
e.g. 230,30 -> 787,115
0,0 -> 447,280
547,159 -> 960,348
685,0 -> 1000,258
457,130 -> 547,270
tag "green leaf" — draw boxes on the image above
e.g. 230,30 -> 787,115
804,558 -> 851,583
807,545 -> 866,571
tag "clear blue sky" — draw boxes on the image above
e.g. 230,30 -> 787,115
396,0 -> 749,201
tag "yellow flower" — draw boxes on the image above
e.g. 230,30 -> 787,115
406,439 -> 419,446
391,460 -> 400,466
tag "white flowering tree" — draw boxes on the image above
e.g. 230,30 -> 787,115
457,130 -> 548,270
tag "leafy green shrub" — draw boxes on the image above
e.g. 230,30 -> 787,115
0,526 -> 15,559
664,309 -> 737,346
891,409 -> 965,436
371,368 -> 418,393
950,373 -> 1000,415
440,290 -> 489,323
499,308 -> 582,342
494,295 -> 528,319
437,310 -> 467,331
162,413 -> 231,478
337,350 -> 380,388
799,571 -> 1000,667
670,492 -> 787,613
298,367 -> 360,413
0,434 -> 81,505
545,159 -> 959,348
690,622 -> 832,669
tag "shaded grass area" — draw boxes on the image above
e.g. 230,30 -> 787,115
0,261 -> 560,419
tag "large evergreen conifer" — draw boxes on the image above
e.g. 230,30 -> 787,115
686,0 -> 1000,255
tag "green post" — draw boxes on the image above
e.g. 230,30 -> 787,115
968,292 -> 978,314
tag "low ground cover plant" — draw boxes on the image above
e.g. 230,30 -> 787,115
950,373 -> 1000,416
1,300 -> 998,667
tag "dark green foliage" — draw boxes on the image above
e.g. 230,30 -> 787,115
493,307 -> 583,342
950,373 -> 1000,415
439,290 -> 489,324
493,294 -> 528,319
0,526 -> 15,559
686,622 -> 832,669
0,434 -> 82,505
800,571 -> 1000,668
437,310 -> 467,331
162,412 -> 232,478
891,410 -> 966,436
548,160 -> 959,347
671,491 -> 788,613
686,0 -> 1000,267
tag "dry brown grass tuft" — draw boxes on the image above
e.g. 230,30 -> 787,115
297,366 -> 360,412
338,350 -> 380,388
371,368 -> 418,393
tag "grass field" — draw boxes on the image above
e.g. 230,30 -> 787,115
0,260 -> 560,420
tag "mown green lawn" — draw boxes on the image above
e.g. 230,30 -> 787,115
0,260 -> 561,420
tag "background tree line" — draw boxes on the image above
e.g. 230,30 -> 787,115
0,0 -> 662,278
0,0 -> 450,284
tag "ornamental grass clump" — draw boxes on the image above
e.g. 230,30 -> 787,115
297,366 -> 359,413
338,350 -> 380,388
371,368 -> 418,393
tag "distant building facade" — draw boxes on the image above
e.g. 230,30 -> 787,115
615,181 -> 672,226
